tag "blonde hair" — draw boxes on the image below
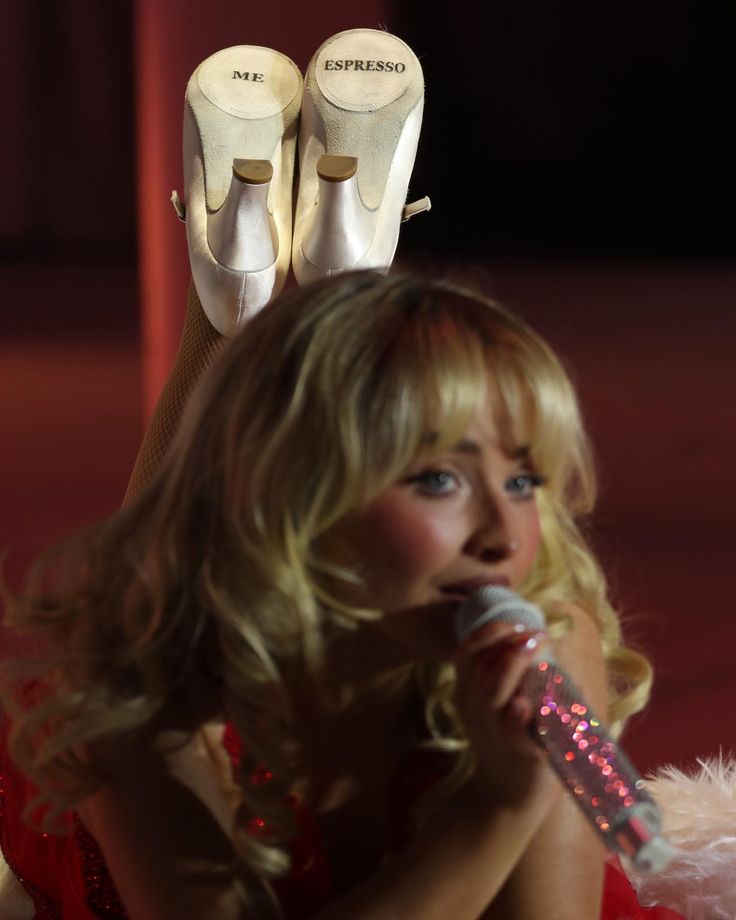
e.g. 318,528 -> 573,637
1,271 -> 651,882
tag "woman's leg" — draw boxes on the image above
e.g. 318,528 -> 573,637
123,280 -> 225,503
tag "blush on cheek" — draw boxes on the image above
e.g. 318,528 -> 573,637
360,503 -> 449,577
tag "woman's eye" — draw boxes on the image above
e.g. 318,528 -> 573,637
506,473 -> 545,499
408,469 -> 461,495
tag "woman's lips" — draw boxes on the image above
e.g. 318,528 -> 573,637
441,576 -> 511,600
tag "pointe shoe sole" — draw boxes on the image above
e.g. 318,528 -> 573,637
293,29 -> 425,284
184,46 -> 302,335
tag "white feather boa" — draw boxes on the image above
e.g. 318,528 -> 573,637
626,756 -> 736,920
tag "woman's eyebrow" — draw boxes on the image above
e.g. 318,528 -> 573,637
453,439 -> 481,456
421,433 -> 531,460
454,438 -> 531,459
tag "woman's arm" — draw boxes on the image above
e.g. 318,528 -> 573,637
78,725 -> 276,920
82,733 -> 555,920
79,627 -> 565,920
314,624 -> 565,920
315,776 -> 557,920
483,791 -> 606,920
482,605 -> 610,920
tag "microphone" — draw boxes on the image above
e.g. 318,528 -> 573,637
455,586 -> 673,873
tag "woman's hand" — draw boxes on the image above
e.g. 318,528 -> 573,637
479,604 -> 610,920
453,621 -> 556,806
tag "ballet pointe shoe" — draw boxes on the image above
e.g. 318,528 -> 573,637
292,29 -> 430,284
180,46 -> 302,336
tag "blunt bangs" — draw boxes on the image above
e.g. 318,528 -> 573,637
395,312 -> 493,461
200,272 -> 594,544
490,328 -> 595,512
380,286 -> 595,515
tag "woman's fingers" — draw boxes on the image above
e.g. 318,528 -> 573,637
502,689 -> 535,730
455,622 -> 548,713
453,622 -> 552,800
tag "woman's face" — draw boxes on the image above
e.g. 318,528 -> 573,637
325,394 -> 543,661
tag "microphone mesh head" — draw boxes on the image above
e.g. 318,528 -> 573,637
454,585 -> 546,641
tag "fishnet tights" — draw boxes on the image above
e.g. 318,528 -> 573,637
123,280 -> 225,504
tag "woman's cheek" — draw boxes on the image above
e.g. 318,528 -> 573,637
363,504 -> 451,577
515,507 -> 542,583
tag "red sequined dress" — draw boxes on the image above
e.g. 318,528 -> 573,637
0,715 -> 684,919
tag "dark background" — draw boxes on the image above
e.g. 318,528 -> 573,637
1,0 -> 735,773
401,2 -> 736,260
4,3 -> 735,259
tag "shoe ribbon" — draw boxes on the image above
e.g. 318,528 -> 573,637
402,196 -> 431,222
171,190 -> 186,222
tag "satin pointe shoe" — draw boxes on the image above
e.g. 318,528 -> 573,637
292,29 -> 430,284
179,46 -> 302,336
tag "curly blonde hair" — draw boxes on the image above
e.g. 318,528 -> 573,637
1,271 -> 651,883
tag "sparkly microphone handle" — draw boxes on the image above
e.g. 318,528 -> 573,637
455,586 -> 673,873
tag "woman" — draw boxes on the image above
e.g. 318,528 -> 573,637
1,272 -> 671,918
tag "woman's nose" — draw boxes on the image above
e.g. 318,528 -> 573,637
464,498 -> 518,563
466,532 -> 518,563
